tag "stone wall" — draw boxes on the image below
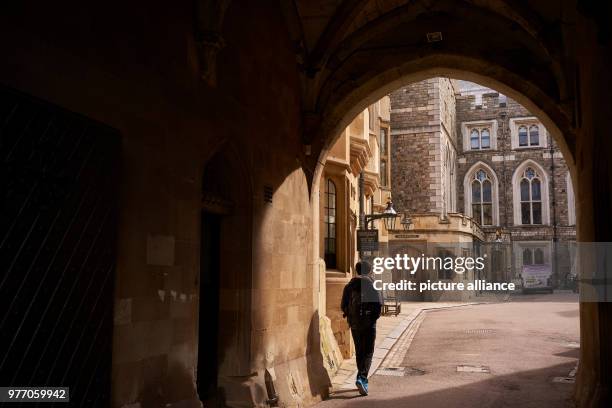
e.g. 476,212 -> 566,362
390,78 -> 576,285
455,90 -> 576,282
456,91 -> 576,236
390,79 -> 442,214
0,1 -> 329,406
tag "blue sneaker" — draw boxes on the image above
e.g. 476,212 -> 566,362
355,377 -> 368,396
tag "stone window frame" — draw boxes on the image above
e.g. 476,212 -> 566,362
463,161 -> 500,226
512,160 -> 550,225
461,119 -> 498,151
509,117 -> 548,150
514,241 -> 552,271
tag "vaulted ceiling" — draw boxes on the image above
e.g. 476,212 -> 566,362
278,0 -> 582,161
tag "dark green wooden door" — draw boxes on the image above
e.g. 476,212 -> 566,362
0,86 -> 120,407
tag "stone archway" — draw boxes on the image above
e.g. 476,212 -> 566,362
290,2 -> 612,405
308,64 -> 591,404
311,64 -> 574,179
2,0 -> 612,406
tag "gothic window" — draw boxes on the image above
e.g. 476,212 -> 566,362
529,125 -> 539,146
519,167 -> 543,224
471,169 -> 493,225
518,126 -> 528,146
513,161 -> 549,225
324,179 -> 337,269
470,128 -> 491,150
522,247 -> 545,266
465,162 -> 498,226
510,118 -> 546,149
462,120 -> 497,151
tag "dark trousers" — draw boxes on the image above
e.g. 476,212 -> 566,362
351,325 -> 376,380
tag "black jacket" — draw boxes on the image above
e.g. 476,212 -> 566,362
341,275 -> 383,329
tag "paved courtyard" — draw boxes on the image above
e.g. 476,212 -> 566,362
318,292 -> 579,408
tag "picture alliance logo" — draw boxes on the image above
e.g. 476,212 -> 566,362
372,254 -> 487,275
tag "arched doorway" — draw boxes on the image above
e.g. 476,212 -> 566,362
199,144 -> 253,405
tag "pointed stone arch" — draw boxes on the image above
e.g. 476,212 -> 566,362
463,161 -> 500,226
199,142 -> 253,401
512,159 -> 550,226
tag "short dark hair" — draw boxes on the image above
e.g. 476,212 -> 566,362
356,261 -> 371,275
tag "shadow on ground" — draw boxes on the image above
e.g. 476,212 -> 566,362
321,361 -> 576,407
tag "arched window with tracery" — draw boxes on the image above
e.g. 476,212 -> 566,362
465,162 -> 499,226
520,167 -> 542,224
471,169 -> 493,225
324,179 -> 337,268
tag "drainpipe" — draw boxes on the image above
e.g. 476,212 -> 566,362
499,111 -> 509,229
499,111 -> 512,281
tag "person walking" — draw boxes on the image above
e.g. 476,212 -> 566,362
341,261 -> 383,396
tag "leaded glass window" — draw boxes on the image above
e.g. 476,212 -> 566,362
324,179 -> 337,268
519,167 -> 543,224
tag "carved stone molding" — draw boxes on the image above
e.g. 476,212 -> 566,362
349,136 -> 371,174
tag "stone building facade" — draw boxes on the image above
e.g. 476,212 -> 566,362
318,97 -> 392,363
455,81 -> 577,283
390,78 -> 577,287
390,78 -> 457,216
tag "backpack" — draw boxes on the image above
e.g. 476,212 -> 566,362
345,277 -> 377,329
